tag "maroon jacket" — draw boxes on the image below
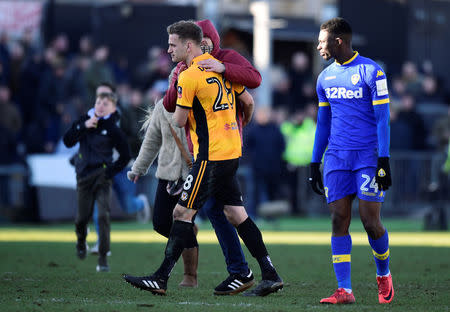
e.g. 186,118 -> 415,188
163,19 -> 261,153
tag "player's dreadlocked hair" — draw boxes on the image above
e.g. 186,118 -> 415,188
320,17 -> 352,41
167,20 -> 203,45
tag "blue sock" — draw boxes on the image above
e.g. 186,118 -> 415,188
331,235 -> 352,290
368,230 -> 390,276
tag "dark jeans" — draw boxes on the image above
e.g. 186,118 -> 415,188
93,167 -> 144,241
203,198 -> 249,275
76,168 -> 112,257
153,178 -> 248,275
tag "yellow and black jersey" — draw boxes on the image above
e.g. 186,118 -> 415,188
176,53 -> 245,161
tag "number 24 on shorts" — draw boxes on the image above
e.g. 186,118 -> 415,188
360,174 -> 379,193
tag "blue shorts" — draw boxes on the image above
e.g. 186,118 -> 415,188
323,149 -> 386,204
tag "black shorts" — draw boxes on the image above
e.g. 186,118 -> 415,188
178,158 -> 243,210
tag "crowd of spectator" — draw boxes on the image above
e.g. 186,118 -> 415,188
0,28 -> 449,218
0,32 -> 171,164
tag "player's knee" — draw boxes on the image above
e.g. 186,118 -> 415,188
173,204 -> 195,222
224,205 -> 247,227
331,212 -> 350,234
361,216 -> 380,237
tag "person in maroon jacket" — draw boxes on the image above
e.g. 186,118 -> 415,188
163,19 -> 261,153
158,20 -> 283,296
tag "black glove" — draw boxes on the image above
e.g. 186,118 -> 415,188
376,157 -> 392,191
309,162 -> 324,195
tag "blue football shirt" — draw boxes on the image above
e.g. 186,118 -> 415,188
316,52 -> 390,151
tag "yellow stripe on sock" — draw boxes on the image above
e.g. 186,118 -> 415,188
372,249 -> 389,260
332,254 -> 351,263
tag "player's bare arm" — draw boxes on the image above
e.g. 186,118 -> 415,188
237,90 -> 254,127
173,106 -> 190,128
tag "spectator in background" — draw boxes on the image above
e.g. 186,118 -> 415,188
78,35 -> 94,58
421,59 -> 434,77
9,42 -> 25,99
418,75 -> 444,103
20,48 -> 57,154
401,61 -> 423,98
390,94 -> 427,151
19,27 -> 37,59
37,58 -> 68,153
121,88 -> 146,158
280,104 -> 317,214
64,55 -> 90,117
85,45 -> 114,103
271,65 -> 292,112
246,107 -> 285,218
116,83 -> 132,108
0,32 -> 10,85
113,55 -> 131,85
0,84 -> 22,162
289,51 -> 311,109
390,76 -> 406,103
19,51 -> 46,126
420,59 -> 446,99
133,46 -> 171,90
281,104 -> 317,167
51,33 -> 70,60
390,94 -> 427,200
147,78 -> 169,105
0,84 -> 22,211
430,106 -> 450,196
300,81 -> 318,107
0,59 -> 7,86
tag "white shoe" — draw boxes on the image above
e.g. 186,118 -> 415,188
137,194 -> 151,224
89,243 -> 111,256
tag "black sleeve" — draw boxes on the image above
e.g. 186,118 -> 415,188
105,126 -> 131,179
63,115 -> 90,148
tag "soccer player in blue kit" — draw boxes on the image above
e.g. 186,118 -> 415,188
309,18 -> 394,304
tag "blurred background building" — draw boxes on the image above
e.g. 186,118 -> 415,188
0,0 -> 448,227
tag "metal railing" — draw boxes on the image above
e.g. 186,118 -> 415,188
0,152 -> 448,222
292,151 -> 449,216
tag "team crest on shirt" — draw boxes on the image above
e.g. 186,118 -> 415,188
351,74 -> 360,85
177,86 -> 182,98
181,191 -> 188,201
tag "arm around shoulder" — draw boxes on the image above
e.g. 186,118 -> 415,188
221,50 -> 261,89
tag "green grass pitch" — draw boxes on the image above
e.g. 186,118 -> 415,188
0,219 -> 449,311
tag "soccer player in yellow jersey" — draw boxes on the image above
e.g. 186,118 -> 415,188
124,20 -> 283,297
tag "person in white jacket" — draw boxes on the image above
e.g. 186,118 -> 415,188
127,97 -> 251,290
